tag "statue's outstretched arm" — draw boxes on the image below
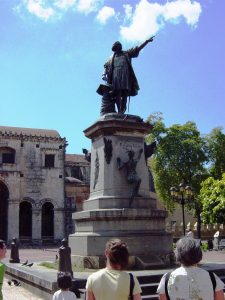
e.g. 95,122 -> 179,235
137,36 -> 155,52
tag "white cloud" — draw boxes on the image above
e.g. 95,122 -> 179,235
24,0 -> 55,21
164,0 -> 201,26
120,0 -> 202,42
15,0 -> 202,37
123,4 -> 132,22
96,6 -> 115,24
77,0 -> 102,14
53,0 -> 77,10
17,0 -> 103,21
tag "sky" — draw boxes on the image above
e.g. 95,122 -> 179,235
0,0 -> 224,154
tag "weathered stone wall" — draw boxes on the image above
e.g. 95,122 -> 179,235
0,126 -> 66,244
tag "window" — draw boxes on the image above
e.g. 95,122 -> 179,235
2,152 -> 15,164
45,154 -> 55,168
71,166 -> 83,181
0,147 -> 15,164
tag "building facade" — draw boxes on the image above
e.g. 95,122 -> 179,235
65,154 -> 90,235
0,126 -> 66,244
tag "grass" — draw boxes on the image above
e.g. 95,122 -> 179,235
38,261 -> 97,272
38,261 -> 58,269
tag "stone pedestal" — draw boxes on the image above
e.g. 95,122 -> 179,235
69,114 -> 172,269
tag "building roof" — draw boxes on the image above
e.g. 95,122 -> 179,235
65,154 -> 89,164
65,177 -> 83,183
0,125 -> 61,138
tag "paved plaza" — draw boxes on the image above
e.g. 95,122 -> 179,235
2,248 -> 225,299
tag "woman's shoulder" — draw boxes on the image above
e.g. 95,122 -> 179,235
88,268 -> 107,279
171,266 -> 212,277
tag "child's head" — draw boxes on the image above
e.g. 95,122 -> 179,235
57,272 -> 72,290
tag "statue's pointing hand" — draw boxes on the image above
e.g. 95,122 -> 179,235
147,36 -> 155,43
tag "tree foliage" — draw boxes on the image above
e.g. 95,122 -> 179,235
200,174 -> 225,224
147,115 -> 205,207
206,127 -> 225,179
146,113 -> 207,214
146,113 -> 225,231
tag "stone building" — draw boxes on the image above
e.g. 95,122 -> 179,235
64,154 -> 90,235
0,125 -> 66,244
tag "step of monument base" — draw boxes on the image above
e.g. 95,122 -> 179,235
69,232 -> 172,270
73,208 -> 168,233
83,196 -> 157,210
71,253 -> 173,270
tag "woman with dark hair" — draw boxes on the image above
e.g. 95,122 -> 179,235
86,238 -> 142,300
157,238 -> 224,300
0,240 -> 7,300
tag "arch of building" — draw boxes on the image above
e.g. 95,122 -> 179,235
18,198 -> 58,244
19,201 -> 32,240
0,181 -> 9,240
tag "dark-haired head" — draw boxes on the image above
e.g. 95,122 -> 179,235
57,272 -> 72,290
105,239 -> 129,270
0,240 -> 5,249
175,238 -> 202,266
0,240 -> 6,260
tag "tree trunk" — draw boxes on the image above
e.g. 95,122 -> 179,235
196,211 -> 201,239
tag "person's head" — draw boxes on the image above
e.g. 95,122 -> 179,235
112,41 -> 122,52
105,238 -> 129,270
0,240 -> 7,260
175,237 -> 202,266
57,272 -> 72,291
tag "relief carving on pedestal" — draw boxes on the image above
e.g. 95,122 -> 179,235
93,151 -> 99,189
104,137 -> 113,164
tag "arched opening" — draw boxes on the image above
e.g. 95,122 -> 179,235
42,202 -> 54,240
0,181 -> 9,241
19,201 -> 32,240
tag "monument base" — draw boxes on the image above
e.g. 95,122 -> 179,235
69,114 -> 173,269
70,232 -> 173,270
69,207 -> 173,270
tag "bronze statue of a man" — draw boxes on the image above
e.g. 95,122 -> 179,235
58,238 -> 73,278
10,237 -> 20,263
103,37 -> 154,114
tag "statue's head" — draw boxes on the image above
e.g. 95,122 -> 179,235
61,238 -> 68,247
112,41 -> 122,52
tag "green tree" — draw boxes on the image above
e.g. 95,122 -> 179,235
206,127 -> 225,179
146,113 -> 208,237
200,174 -> 225,224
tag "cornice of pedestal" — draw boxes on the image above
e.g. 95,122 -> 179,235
84,113 -> 153,139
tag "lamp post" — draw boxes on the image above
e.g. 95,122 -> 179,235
170,182 -> 193,236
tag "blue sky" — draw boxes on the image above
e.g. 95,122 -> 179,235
0,0 -> 224,153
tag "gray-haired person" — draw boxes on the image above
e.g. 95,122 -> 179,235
157,238 -> 224,300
